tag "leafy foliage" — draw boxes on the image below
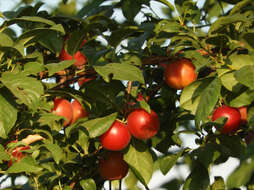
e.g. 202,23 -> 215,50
0,0 -> 254,189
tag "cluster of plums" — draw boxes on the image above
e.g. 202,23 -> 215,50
212,105 -> 247,134
57,38 -> 250,182
162,57 -> 248,135
52,98 -> 89,127
98,108 -> 160,180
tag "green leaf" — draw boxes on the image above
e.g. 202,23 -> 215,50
235,65 -> 254,89
211,176 -> 225,190
218,135 -> 245,158
227,158 -> 254,189
124,140 -> 154,188
180,80 -> 202,115
94,63 -> 144,83
0,144 -> 10,163
6,157 -> 42,174
66,29 -> 86,56
206,34 -> 229,47
38,30 -> 63,53
77,129 -> 90,154
121,0 -> 141,21
80,179 -> 96,190
44,143 -> 65,164
183,162 -> 210,190
120,54 -> 142,67
38,113 -> 64,128
195,77 -> 221,124
220,71 -> 238,91
82,112 -> 117,138
229,54 -> 254,70
82,80 -> 125,113
45,60 -> 75,76
138,100 -> 151,114
229,0 -> 253,15
154,20 -> 182,34
23,62 -> 44,75
0,32 -> 13,47
159,150 -> 183,175
128,32 -> 151,52
208,14 -> 252,35
18,26 -> 65,47
77,0 -> 104,18
229,90 -> 254,107
125,170 -> 141,190
6,16 -> 56,26
0,89 -> 17,139
191,144 -> 221,168
108,27 -> 140,47
82,47 -> 110,65
241,32 -> 254,52
153,0 -> 174,11
1,72 -> 44,110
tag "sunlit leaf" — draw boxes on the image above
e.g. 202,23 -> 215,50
124,140 -> 154,188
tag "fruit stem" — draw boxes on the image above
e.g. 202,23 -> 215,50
119,179 -> 122,190
109,180 -> 112,190
32,176 -> 39,190
127,81 -> 132,95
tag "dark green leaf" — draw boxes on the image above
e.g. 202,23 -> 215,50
229,0 -> 253,15
38,31 -> 63,53
122,0 -> 141,21
206,35 -> 229,47
191,144 -> 221,168
241,32 -> 254,52
66,29 -> 86,56
82,47 -> 110,66
94,63 -> 144,83
108,27 -> 140,47
18,25 -> 65,45
77,0 -> 104,18
183,162 -> 210,190
82,80 -> 125,113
